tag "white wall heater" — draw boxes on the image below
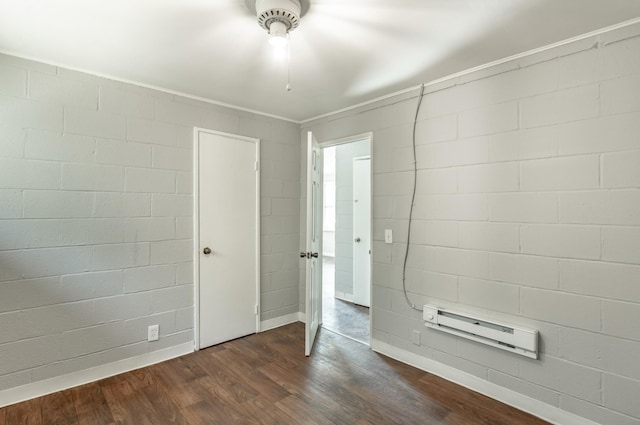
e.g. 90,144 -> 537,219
423,305 -> 538,359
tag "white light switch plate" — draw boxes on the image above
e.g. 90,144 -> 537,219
384,229 -> 393,244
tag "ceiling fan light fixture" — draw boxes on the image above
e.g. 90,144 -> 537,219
256,0 -> 301,45
268,20 -> 288,47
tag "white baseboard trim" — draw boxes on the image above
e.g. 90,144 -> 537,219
370,339 -> 599,425
260,312 -> 302,331
0,342 -> 194,409
335,291 -> 354,303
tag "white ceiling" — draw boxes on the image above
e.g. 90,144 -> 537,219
1,1 -> 640,122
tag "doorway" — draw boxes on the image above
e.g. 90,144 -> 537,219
194,129 -> 260,350
321,137 -> 371,344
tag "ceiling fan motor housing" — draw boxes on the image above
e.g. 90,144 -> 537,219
256,0 -> 301,33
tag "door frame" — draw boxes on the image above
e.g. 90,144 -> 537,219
317,132 -> 373,344
193,128 -> 261,351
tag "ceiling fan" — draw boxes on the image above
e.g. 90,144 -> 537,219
253,0 -> 307,47
231,0 -> 434,93
238,0 -> 309,91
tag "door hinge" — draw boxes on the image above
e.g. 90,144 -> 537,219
255,161 -> 259,171
255,304 -> 259,315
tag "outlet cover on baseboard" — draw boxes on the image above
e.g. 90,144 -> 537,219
148,325 -> 159,342
412,329 -> 421,346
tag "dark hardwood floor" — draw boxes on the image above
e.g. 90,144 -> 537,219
0,323 -> 549,424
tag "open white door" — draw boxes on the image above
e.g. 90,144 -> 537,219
304,131 -> 323,356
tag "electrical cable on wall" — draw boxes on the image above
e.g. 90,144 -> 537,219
401,83 -> 425,312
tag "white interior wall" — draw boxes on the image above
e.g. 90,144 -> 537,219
301,22 -> 640,425
0,53 -> 300,397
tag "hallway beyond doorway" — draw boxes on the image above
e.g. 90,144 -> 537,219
322,257 -> 369,344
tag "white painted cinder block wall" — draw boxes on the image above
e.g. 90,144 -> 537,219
301,23 -> 640,425
0,53 -> 300,393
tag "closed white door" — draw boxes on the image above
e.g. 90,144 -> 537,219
197,130 -> 259,349
352,157 -> 370,307
304,131 -> 323,356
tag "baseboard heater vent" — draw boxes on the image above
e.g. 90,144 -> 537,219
423,305 -> 538,359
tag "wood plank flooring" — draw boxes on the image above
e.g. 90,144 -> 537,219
0,323 -> 550,424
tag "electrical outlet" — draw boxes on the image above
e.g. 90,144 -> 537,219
412,329 -> 421,346
148,324 -> 159,342
384,229 -> 393,244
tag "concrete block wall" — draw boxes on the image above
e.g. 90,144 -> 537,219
0,53 -> 299,391
302,23 -> 640,425
260,124 -> 302,320
334,140 -> 370,298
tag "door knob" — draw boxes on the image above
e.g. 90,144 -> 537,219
310,252 -> 319,258
300,252 -> 308,258
203,247 -> 212,255
354,237 -> 361,243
